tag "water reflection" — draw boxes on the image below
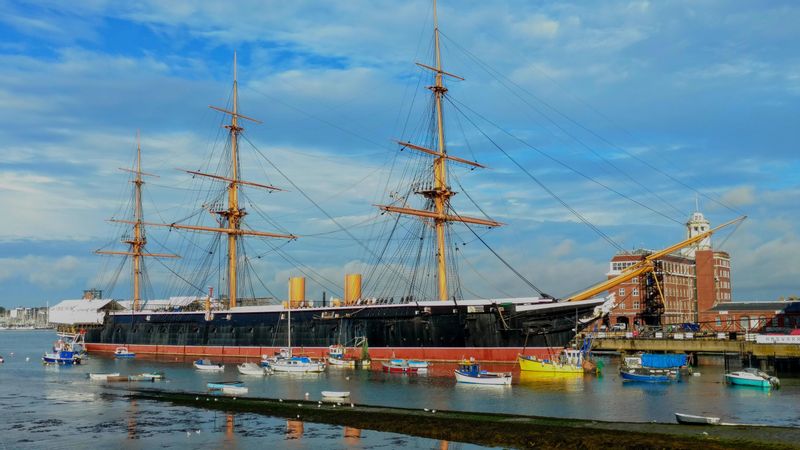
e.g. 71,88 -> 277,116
286,419 -> 304,440
127,398 -> 137,439
343,425 -> 361,444
518,372 -> 585,393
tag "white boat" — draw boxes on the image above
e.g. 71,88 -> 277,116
238,362 -> 268,376
321,391 -> 351,398
138,371 -> 165,380
269,307 -> 325,373
88,372 -> 120,381
271,356 -> 326,373
675,413 -> 721,425
114,347 -> 135,358
222,385 -> 249,395
454,360 -> 512,386
407,360 -> 430,369
194,359 -> 225,371
327,345 -> 356,367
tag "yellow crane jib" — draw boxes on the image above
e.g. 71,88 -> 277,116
566,216 -> 746,302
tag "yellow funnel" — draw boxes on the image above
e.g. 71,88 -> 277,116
289,276 -> 305,307
344,273 -> 362,305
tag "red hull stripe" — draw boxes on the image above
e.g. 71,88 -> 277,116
85,343 -> 560,363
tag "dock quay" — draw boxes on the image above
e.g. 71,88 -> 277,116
129,388 -> 799,449
586,333 -> 800,372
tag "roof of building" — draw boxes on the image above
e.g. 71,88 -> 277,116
48,299 -> 125,324
708,301 -> 800,313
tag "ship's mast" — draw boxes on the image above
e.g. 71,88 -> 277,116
132,131 -> 144,310
377,0 -> 502,301
112,53 -> 297,309
226,52 -> 243,309
97,131 -> 178,312
431,0 -> 449,302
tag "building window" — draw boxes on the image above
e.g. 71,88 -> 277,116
740,316 -> 750,331
632,288 -> 639,296
619,303 -> 626,310
631,277 -> 638,283
633,301 -> 639,309
618,288 -> 625,296
715,317 -> 721,327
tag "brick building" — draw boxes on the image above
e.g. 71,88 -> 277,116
607,210 -> 732,328
699,300 -> 800,333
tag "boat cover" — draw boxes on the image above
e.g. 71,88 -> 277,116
641,353 -> 687,368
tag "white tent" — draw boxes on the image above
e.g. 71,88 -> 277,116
48,299 -> 124,325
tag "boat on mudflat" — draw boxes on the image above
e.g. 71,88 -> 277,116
321,391 -> 351,399
675,413 -> 721,425
382,360 -> 418,374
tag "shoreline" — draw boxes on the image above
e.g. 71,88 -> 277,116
128,388 -> 799,449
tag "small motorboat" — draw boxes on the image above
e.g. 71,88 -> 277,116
271,356 -> 325,373
238,362 -> 268,376
221,385 -> 248,395
114,347 -> 136,358
675,413 -> 721,425
137,371 -> 165,380
207,381 -> 244,390
88,372 -> 120,381
454,359 -> 512,386
194,359 -> 225,371
725,368 -> 780,389
321,391 -> 351,399
327,345 -> 356,368
42,350 -> 81,365
382,360 -> 418,373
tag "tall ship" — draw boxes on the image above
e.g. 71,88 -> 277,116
51,1 -> 737,362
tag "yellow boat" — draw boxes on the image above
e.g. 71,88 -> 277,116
518,350 -> 584,374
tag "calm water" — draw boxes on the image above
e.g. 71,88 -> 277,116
1,331 -> 798,448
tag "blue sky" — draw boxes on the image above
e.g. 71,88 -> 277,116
0,0 -> 798,307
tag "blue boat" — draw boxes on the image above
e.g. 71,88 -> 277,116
620,368 -> 674,383
620,355 -> 678,383
42,350 -> 81,365
207,381 -> 244,390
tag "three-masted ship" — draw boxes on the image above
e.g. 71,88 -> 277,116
65,2 -> 736,362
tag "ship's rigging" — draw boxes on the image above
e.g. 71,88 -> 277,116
93,0 -> 748,308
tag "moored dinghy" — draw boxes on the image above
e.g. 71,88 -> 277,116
454,359 -> 512,386
675,413 -> 721,425
194,359 -> 225,371
238,362 -> 269,376
725,368 -> 780,389
88,372 -> 120,381
321,391 -> 351,399
207,380 -> 244,390
114,347 -> 135,358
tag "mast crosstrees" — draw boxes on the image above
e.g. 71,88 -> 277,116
376,0 -> 501,301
